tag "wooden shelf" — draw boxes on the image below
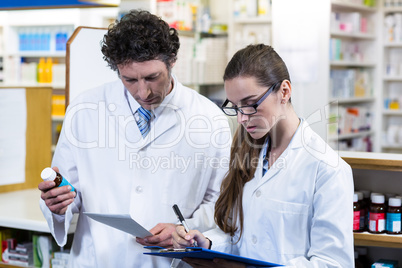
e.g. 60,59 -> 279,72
354,232 -> 402,248
341,151 -> 402,171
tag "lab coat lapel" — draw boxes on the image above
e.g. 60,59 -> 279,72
256,119 -> 307,189
116,86 -> 147,152
139,106 -> 178,149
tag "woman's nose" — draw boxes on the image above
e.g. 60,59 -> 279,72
237,112 -> 249,124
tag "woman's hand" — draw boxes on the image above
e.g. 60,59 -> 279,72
172,225 -> 210,249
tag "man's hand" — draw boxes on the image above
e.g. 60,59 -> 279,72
38,166 -> 76,215
136,223 -> 176,247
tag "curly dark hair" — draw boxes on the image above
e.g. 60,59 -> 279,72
101,10 -> 180,72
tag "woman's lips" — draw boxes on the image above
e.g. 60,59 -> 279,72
246,125 -> 257,132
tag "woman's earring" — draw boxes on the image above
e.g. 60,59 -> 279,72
281,99 -> 286,104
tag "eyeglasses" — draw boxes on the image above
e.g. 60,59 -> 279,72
221,81 -> 281,116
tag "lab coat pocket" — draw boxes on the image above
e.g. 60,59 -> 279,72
262,198 -> 310,256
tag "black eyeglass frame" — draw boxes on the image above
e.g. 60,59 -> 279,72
221,81 -> 282,116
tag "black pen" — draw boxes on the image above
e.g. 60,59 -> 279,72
172,204 -> 197,247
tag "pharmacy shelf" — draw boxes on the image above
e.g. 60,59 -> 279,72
0,189 -> 76,233
341,151 -> 402,170
330,61 -> 376,67
384,42 -> 402,48
328,130 -> 374,141
330,31 -> 376,40
9,51 -> 66,58
384,6 -> 402,13
383,109 -> 402,116
329,96 -> 375,104
51,115 -> 65,121
233,17 -> 272,24
331,0 -> 377,13
0,82 -> 65,90
381,144 -> 402,150
383,76 -> 402,82
354,232 -> 402,249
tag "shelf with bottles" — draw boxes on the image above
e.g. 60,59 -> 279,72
51,93 -> 65,152
229,0 -> 271,57
327,102 -> 374,151
331,0 -> 377,12
6,25 -> 74,55
382,115 -> 402,152
329,37 -> 377,66
4,56 -> 66,88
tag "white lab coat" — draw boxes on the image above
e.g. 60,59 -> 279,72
205,120 -> 354,268
40,76 -> 231,268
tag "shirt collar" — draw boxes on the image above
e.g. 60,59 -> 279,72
261,117 -> 304,157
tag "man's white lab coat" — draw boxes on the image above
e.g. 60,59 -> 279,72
206,120 -> 354,268
40,76 -> 231,267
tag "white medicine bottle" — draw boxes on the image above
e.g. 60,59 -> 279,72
41,167 -> 75,192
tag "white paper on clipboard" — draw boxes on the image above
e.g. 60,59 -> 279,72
84,212 -> 152,238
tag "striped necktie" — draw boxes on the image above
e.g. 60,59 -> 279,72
136,107 -> 152,138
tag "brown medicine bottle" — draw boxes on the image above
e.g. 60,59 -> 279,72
353,193 -> 361,232
41,167 -> 75,192
369,194 -> 385,234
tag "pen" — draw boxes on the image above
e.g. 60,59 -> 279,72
172,204 -> 197,247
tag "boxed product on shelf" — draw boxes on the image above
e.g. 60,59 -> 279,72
52,94 -> 66,116
338,106 -> 372,134
371,259 -> 399,268
330,68 -> 372,98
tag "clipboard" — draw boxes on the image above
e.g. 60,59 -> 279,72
143,246 -> 283,267
84,212 -> 152,238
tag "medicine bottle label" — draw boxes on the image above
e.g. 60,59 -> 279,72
386,212 -> 401,233
369,212 -> 385,232
353,211 -> 360,231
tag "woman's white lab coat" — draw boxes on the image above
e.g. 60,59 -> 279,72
206,120 -> 354,267
40,76 -> 231,268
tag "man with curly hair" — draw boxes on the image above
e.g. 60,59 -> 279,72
38,10 -> 231,267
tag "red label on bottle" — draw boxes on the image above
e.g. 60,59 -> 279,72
353,211 -> 360,230
369,212 -> 385,232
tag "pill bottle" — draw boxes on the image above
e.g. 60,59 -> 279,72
369,194 -> 386,234
360,190 -> 370,230
353,193 -> 361,232
355,191 -> 366,231
386,197 -> 401,234
41,167 -> 75,192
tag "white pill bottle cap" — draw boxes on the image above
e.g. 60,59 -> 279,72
41,167 -> 56,181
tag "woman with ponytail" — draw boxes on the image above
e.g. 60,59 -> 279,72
172,44 -> 354,268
